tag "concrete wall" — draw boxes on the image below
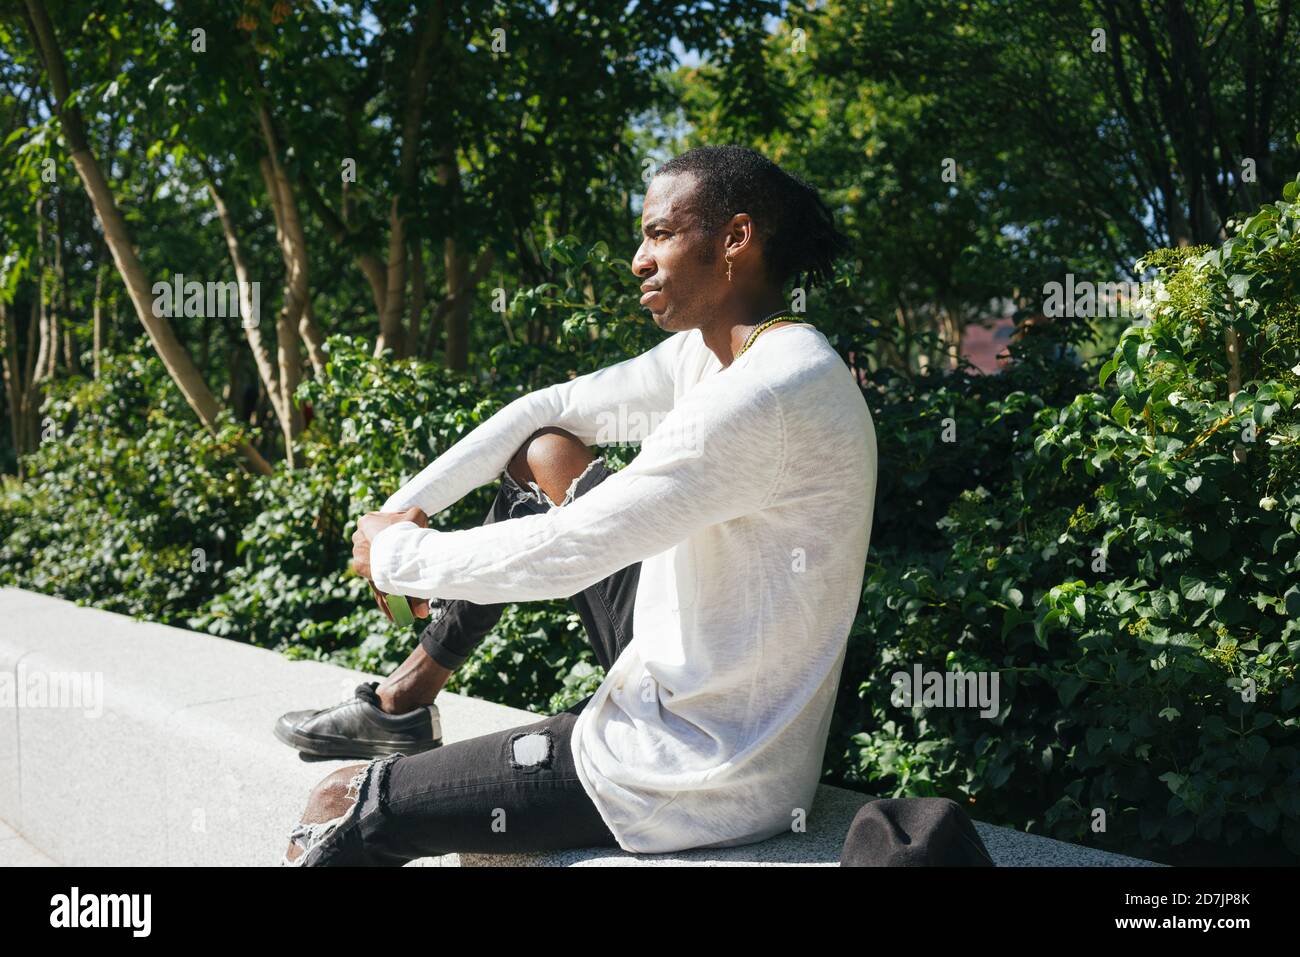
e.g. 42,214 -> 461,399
0,588 -> 1158,867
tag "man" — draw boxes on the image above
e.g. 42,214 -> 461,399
279,145 -> 878,865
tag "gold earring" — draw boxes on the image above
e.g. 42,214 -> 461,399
725,251 -> 734,282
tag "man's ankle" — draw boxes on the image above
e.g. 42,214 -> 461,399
374,649 -> 454,714
375,683 -> 435,715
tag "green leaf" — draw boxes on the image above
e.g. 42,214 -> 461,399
1098,356 -> 1118,388
1033,608 -> 1063,649
1159,771 -> 1187,795
1111,395 -> 1132,427
1056,674 -> 1087,707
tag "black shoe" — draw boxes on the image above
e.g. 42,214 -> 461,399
274,682 -> 443,759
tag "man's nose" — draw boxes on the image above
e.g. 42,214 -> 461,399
631,243 -> 653,277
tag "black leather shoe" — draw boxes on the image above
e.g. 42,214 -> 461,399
274,682 -> 443,759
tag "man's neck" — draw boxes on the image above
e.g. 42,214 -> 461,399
700,293 -> 791,368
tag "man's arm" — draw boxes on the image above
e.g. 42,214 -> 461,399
369,372 -> 786,604
378,329 -> 690,519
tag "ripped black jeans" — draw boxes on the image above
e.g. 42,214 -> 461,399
294,456 -> 639,866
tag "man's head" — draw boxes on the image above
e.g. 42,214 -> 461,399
632,145 -> 850,333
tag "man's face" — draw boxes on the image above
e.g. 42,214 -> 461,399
631,173 -> 724,333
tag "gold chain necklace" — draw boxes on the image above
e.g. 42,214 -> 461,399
736,313 -> 810,360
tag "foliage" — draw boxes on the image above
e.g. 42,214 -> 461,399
0,338 -> 258,620
835,169 -> 1300,865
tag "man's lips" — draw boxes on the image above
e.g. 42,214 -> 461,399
640,289 -> 661,305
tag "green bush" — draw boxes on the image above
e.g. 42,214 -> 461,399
836,172 -> 1300,864
0,339 -> 258,621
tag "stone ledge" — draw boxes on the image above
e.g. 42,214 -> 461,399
0,587 -> 1159,867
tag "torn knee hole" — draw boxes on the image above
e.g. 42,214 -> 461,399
283,753 -> 402,867
344,764 -> 369,803
558,456 -> 602,505
509,730 -> 554,771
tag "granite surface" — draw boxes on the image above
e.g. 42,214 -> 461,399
1,587 -> 1161,867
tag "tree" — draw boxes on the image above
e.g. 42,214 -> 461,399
19,0 -> 272,475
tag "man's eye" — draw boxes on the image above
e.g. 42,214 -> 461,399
655,231 -> 670,239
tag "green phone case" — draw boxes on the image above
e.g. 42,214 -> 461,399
386,593 -> 414,626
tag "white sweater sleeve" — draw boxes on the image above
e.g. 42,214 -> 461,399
369,372 -> 786,603
377,330 -> 689,518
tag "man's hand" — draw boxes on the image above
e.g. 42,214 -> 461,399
350,507 -> 433,621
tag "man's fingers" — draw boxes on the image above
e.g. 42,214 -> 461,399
350,549 -> 370,578
354,512 -> 425,623
368,580 -> 394,622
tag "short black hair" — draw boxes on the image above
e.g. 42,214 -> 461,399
654,145 -> 851,290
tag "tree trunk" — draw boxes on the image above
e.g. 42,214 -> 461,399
442,236 -> 471,370
33,196 -> 53,385
376,195 -> 408,358
1225,323 -> 1243,398
54,195 -> 79,374
432,134 -> 491,371
938,303 -> 964,371
23,300 -> 39,434
255,106 -> 310,466
300,175 -> 389,320
1,297 -> 45,478
408,238 -> 426,356
92,261 -> 105,379
1,300 -> 27,470
299,302 -> 327,378
373,2 -> 444,359
24,0 -> 272,475
205,177 -> 290,435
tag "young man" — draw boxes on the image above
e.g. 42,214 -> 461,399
278,145 -> 878,865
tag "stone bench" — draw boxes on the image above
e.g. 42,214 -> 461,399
0,587 -> 1158,867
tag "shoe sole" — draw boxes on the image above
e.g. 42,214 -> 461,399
274,721 -> 443,759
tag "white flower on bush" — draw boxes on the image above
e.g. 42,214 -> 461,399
1259,496 -> 1277,511
1168,391 -> 1184,406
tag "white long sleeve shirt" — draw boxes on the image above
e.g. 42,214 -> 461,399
370,322 -> 877,853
